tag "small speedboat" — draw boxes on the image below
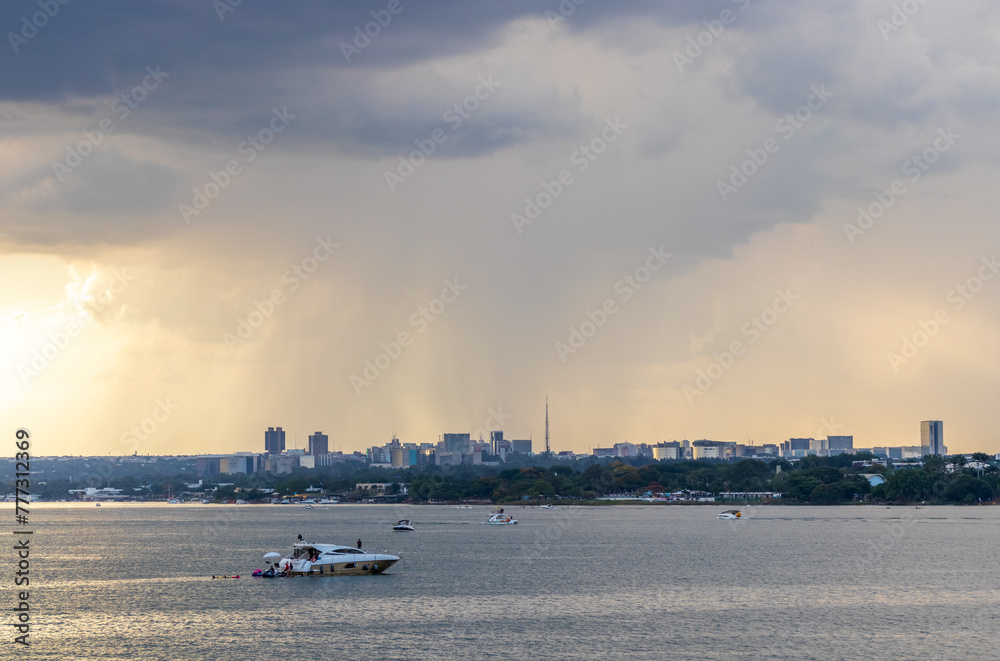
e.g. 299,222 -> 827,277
393,519 -> 414,531
717,510 -> 742,520
302,504 -> 313,509
484,513 -> 518,525
539,504 -> 556,510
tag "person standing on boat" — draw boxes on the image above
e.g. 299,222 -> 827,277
356,538 -> 362,549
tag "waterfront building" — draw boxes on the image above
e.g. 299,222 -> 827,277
921,420 -> 945,456
264,426 -> 285,455
196,455 -> 223,477
220,453 -> 262,474
308,431 -> 329,456
391,447 -> 418,468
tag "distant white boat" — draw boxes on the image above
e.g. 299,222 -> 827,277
302,504 -> 313,509
484,513 -> 517,525
539,504 -> 556,510
393,519 -> 415,531
718,510 -> 742,520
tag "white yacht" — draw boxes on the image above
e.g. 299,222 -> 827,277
393,519 -> 414,531
717,510 -> 742,520
266,540 -> 400,576
484,513 -> 518,525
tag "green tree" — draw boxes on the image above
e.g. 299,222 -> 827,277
944,474 -> 993,502
810,483 -> 847,504
884,469 -> 932,502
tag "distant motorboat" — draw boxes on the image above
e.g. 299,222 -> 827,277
484,513 -> 517,525
393,519 -> 415,531
302,504 -> 313,509
95,503 -> 101,507
168,498 -> 180,504
717,510 -> 742,520
539,504 -> 556,510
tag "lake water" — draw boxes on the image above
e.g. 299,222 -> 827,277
9,503 -> 1000,660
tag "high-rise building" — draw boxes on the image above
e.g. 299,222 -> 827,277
264,426 -> 285,455
511,439 -> 532,454
490,431 -> 508,456
308,431 -> 329,456
921,420 -> 944,456
443,433 -> 470,454
828,436 -> 854,451
781,438 -> 812,458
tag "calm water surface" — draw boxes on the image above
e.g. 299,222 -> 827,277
8,503 -> 1000,660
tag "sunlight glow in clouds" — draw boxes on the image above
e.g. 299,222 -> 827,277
2,1 -> 999,456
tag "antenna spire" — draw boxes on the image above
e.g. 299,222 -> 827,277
545,395 -> 550,455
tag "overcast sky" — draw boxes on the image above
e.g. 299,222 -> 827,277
3,0 -> 999,456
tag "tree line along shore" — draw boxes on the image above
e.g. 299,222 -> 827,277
5,452 -> 998,505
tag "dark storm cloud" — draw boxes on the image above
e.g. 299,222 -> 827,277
2,149 -> 183,245
0,0 -> 765,156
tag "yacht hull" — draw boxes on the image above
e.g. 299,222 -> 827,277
282,555 -> 399,576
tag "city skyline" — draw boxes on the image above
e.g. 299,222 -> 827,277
4,2 -> 1000,457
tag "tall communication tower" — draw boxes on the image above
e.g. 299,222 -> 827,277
545,396 -> 550,454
